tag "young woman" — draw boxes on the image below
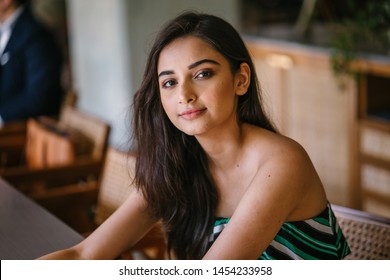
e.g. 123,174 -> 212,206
40,12 -> 350,260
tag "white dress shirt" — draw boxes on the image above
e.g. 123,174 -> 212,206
0,6 -> 24,55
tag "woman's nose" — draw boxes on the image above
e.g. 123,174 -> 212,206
178,83 -> 196,104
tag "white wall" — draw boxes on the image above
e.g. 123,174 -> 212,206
67,0 -> 240,150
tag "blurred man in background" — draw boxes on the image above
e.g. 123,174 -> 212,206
0,0 -> 63,126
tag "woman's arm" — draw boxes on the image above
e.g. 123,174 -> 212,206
39,189 -> 157,260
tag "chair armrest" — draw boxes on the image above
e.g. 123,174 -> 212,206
332,204 -> 390,225
31,181 -> 99,200
1,157 -> 103,194
0,120 -> 26,136
0,133 -> 26,147
0,121 -> 27,168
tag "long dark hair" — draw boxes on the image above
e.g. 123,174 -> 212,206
132,11 -> 277,259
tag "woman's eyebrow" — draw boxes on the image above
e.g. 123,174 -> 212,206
188,59 -> 220,69
158,70 -> 174,78
158,59 -> 220,79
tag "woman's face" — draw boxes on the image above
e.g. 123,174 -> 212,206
157,36 -> 249,137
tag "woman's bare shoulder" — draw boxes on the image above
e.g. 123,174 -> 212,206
242,124 -> 327,219
244,124 -> 310,166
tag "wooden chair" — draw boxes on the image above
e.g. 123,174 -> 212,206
0,106 -> 110,233
93,147 -> 167,260
332,204 -> 390,259
0,90 -> 78,170
1,106 -> 110,189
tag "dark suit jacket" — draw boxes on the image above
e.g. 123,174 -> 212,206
0,6 -> 63,122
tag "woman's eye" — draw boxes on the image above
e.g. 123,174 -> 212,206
162,80 -> 177,88
195,70 -> 213,79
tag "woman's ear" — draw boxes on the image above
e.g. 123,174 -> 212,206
235,62 -> 251,96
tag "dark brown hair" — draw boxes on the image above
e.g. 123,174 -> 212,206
132,11 -> 277,259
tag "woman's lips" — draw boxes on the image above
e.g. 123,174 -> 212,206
179,108 -> 207,120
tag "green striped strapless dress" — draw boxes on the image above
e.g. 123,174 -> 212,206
208,203 -> 351,259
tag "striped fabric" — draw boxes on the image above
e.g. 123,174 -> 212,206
208,204 -> 351,259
